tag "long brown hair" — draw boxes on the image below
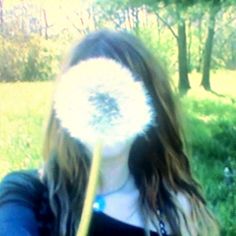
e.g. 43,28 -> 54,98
43,30 -> 219,235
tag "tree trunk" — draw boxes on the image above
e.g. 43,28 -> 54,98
201,5 -> 219,90
197,16 -> 202,72
187,19 -> 192,73
0,0 -> 3,32
126,8 -> 132,30
176,4 -> 190,94
132,7 -> 139,32
42,8 -> 48,40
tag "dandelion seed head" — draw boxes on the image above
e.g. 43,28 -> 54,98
53,57 -> 155,146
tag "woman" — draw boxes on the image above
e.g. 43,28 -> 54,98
0,30 -> 219,236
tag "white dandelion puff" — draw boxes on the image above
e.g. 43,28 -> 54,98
53,57 -> 155,146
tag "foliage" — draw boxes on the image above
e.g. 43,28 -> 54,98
0,35 -> 26,82
213,5 -> 236,69
22,37 -> 60,81
0,36 -> 61,82
137,26 -> 177,73
1,1 -> 235,83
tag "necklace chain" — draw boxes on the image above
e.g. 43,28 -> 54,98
93,175 -> 130,212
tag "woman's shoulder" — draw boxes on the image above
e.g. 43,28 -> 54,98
1,169 -> 40,183
0,169 -> 45,206
0,169 -> 52,236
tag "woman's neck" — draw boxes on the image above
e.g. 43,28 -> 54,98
97,145 -> 132,195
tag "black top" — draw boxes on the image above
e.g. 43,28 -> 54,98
0,170 -> 161,236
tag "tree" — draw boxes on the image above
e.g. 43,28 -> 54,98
213,5 -> 236,70
136,0 -> 194,93
0,0 -> 3,31
104,0 -> 192,94
201,1 -> 220,90
201,0 -> 235,90
175,3 -> 190,93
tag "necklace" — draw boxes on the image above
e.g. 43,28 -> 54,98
93,175 -> 130,212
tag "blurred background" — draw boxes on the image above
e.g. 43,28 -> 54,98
0,0 -> 235,235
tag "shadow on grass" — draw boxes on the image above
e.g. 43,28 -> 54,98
208,89 -> 236,103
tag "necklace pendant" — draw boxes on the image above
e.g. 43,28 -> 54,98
93,195 -> 106,212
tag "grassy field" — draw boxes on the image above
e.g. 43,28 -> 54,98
182,71 -> 236,236
0,70 -> 235,235
0,81 -> 54,177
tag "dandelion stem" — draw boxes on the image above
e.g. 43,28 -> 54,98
76,141 -> 102,236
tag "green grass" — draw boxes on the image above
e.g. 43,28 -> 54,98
180,71 -> 236,236
0,70 -> 235,235
0,81 -> 53,178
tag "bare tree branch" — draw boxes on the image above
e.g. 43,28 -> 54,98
154,11 -> 178,40
42,8 -> 48,39
0,0 -> 3,27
